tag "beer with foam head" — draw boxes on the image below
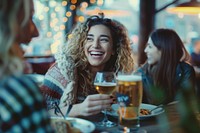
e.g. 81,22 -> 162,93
116,74 -> 143,131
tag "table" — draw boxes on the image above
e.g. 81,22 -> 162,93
78,102 -> 184,133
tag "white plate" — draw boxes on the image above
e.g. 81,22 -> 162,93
51,117 -> 95,133
106,103 -> 164,119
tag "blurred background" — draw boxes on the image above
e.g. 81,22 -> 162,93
24,0 -> 200,74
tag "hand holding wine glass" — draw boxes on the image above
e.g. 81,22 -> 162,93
94,71 -> 117,127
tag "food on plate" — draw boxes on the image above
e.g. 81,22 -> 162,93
140,109 -> 151,116
116,108 -> 151,116
51,119 -> 81,133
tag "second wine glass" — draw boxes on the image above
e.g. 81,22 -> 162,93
94,71 -> 117,127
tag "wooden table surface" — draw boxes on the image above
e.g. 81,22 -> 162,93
78,102 -> 183,133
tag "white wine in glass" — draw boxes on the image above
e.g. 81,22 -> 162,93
94,72 -> 117,127
94,82 -> 116,94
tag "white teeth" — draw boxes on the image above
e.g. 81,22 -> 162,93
90,51 -> 103,55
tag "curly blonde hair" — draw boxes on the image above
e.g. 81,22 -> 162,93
56,13 -> 134,96
0,0 -> 30,79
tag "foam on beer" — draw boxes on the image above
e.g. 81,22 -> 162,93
94,82 -> 117,86
116,75 -> 141,81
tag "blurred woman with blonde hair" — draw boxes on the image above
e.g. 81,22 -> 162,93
0,0 -> 53,132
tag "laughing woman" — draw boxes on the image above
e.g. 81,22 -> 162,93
139,28 -> 196,105
40,13 -> 134,117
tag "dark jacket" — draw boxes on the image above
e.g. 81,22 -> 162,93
139,62 -> 196,105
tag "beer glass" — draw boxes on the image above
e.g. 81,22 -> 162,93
94,72 -> 116,127
116,72 -> 143,132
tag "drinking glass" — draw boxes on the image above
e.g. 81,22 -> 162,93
94,72 -> 117,127
116,72 -> 145,132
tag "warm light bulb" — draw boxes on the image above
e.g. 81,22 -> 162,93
78,16 -> 85,22
63,17 -> 68,22
70,5 -> 76,10
62,1 -> 68,6
44,7 -> 49,12
66,11 -> 72,17
60,25 -> 66,30
97,0 -> 103,6
90,0 -> 96,4
81,2 -> 88,8
49,1 -> 57,7
47,32 -> 52,37
51,13 -> 56,18
71,0 -> 77,4
39,15 -> 44,20
55,7 -> 60,12
54,26 -> 59,32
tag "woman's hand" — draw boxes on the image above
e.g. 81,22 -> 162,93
70,94 -> 113,116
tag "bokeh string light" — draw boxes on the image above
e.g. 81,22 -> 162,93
34,0 -> 100,55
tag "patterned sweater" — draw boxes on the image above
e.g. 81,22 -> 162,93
40,58 -> 78,111
0,75 -> 54,133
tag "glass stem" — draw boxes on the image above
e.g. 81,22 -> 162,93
103,109 -> 108,122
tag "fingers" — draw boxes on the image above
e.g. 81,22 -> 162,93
86,94 -> 111,100
81,103 -> 111,116
88,99 -> 113,107
85,94 -> 113,107
79,94 -> 115,116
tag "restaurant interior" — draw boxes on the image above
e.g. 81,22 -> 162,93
24,0 -> 200,74
22,0 -> 200,132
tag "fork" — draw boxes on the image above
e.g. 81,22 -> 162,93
150,101 -> 179,113
149,104 -> 164,113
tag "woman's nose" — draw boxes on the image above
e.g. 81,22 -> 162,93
31,22 -> 39,37
144,47 -> 147,53
93,39 -> 100,48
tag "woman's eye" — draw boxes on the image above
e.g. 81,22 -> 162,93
87,37 -> 93,41
100,38 -> 109,42
147,44 -> 152,48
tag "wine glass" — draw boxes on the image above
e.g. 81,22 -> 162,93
94,72 -> 117,127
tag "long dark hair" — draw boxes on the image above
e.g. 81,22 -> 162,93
147,29 -> 190,99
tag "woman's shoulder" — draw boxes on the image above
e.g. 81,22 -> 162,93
0,74 -> 41,98
1,74 -> 37,86
137,63 -> 148,73
44,60 -> 77,89
44,63 -> 69,88
45,63 -> 63,78
177,62 -> 195,75
179,62 -> 194,69
0,75 -> 53,132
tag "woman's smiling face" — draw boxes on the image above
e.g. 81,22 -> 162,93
144,37 -> 161,65
84,24 -> 114,70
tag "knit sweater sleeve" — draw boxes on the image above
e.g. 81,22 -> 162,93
40,63 -> 77,110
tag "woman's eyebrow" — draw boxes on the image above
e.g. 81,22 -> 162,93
100,35 -> 110,38
87,34 -> 94,37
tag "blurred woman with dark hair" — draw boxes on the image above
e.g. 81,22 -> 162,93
139,28 -> 195,105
